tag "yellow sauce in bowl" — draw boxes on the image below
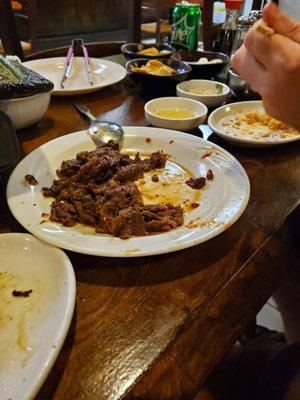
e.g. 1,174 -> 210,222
154,108 -> 195,119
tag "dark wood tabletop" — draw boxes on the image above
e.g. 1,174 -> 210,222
1,55 -> 299,400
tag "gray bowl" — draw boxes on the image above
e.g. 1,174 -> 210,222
228,68 -> 261,100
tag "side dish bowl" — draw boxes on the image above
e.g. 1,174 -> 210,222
126,58 -> 191,90
177,80 -> 230,107
173,50 -> 229,79
0,91 -> 51,130
145,96 -> 208,131
121,43 -> 175,60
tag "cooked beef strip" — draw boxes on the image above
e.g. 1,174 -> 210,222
185,177 -> 206,190
24,174 -> 38,185
42,141 -> 183,239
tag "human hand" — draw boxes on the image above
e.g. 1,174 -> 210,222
231,3 -> 300,130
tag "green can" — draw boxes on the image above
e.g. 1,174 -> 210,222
170,2 -> 201,51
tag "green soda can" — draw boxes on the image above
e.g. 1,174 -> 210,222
170,2 -> 201,51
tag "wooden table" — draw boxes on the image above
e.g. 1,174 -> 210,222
1,55 -> 299,400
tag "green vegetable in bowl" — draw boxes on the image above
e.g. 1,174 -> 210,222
0,56 -> 54,100
215,83 -> 223,94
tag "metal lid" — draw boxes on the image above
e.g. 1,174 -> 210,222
250,10 -> 263,20
237,15 -> 257,28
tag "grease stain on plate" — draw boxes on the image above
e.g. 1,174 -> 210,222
137,160 -> 200,212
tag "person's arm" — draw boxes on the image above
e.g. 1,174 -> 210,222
231,2 -> 300,130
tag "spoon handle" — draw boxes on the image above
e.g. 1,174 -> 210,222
74,103 -> 98,122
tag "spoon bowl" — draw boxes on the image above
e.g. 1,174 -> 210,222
74,103 -> 124,149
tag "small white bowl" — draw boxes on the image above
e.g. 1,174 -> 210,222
144,97 -> 208,131
0,91 -> 51,130
176,80 -> 230,107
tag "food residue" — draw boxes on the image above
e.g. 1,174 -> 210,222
12,289 -> 33,298
151,174 -> 159,182
169,140 -> 174,144
190,202 -> 199,209
221,110 -> 299,141
206,169 -> 213,180
201,151 -> 212,159
24,174 -> 38,185
145,137 -> 151,143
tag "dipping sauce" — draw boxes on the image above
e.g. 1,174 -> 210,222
154,108 -> 195,119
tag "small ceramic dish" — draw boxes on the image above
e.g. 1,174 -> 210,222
121,43 -> 175,60
126,58 -> 191,90
177,80 -> 230,107
144,96 -> 208,131
0,91 -> 51,130
172,50 -> 229,79
208,101 -> 300,147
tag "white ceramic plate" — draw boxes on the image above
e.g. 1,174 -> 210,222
23,57 -> 126,96
0,233 -> 75,400
7,127 -> 250,257
208,101 -> 300,148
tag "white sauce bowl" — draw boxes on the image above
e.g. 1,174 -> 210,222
144,97 -> 208,132
177,80 -> 230,107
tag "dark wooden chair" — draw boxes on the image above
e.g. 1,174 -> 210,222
0,0 -> 125,61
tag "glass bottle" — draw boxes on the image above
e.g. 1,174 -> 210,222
213,0 -> 243,56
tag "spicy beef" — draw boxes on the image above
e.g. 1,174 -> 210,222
185,177 -> 206,190
42,141 -> 183,239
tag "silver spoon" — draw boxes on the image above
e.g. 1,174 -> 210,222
74,103 -> 124,149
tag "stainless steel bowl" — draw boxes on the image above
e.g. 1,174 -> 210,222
228,68 -> 261,100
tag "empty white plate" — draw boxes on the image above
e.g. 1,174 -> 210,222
24,57 -> 126,96
7,127 -> 250,257
0,233 -> 76,400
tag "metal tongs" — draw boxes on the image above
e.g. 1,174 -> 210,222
60,38 -> 94,89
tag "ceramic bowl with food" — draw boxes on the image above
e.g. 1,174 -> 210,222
126,58 -> 191,91
173,50 -> 229,79
121,43 -> 175,60
177,80 -> 230,107
0,91 -> 51,130
144,96 -> 208,131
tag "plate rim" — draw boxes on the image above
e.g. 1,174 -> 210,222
0,232 -> 76,400
6,127 -> 250,257
23,57 -> 127,96
208,100 -> 300,146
